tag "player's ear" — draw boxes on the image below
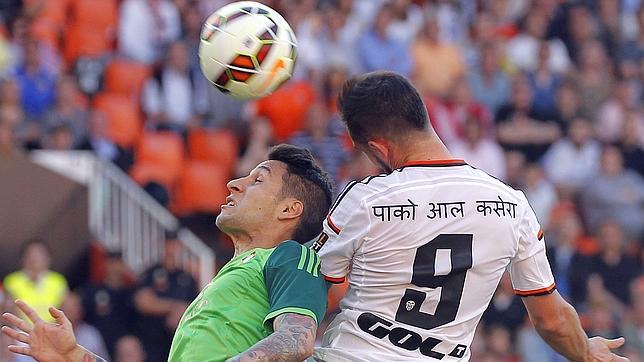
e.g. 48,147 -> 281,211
277,198 -> 303,221
367,139 -> 390,162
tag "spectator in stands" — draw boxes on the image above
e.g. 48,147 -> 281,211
522,163 -> 557,228
449,116 -> 506,179
316,6 -> 361,75
133,231 -> 197,362
621,278 -> 644,357
3,240 -> 68,322
411,12 -> 465,97
582,145 -> 644,240
596,79 -> 642,144
481,273 -> 526,337
142,41 -> 206,134
43,76 -> 88,147
61,292 -> 109,360
114,335 -> 145,362
542,117 -> 600,194
79,251 -> 137,359
357,3 -> 412,76
468,42 -> 511,115
0,78 -> 23,127
387,0 -> 423,45
564,4 -> 600,64
118,0 -> 181,64
526,42 -> 562,119
572,40 -> 615,119
236,118 -> 274,177
495,73 -> 561,162
552,80 -> 582,129
76,111 -> 133,171
483,325 -> 518,362
12,38 -> 57,121
43,124 -> 75,151
620,111 -> 644,176
585,303 -> 621,340
0,116 -> 18,155
588,221 -> 641,305
506,7 -> 571,73
289,102 -> 348,185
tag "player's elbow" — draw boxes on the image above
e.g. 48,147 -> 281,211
531,301 -> 572,337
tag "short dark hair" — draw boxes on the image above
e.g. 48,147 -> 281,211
337,71 -> 428,144
268,144 -> 334,244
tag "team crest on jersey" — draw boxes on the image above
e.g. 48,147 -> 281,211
312,233 -> 329,252
241,251 -> 256,263
405,300 -> 415,311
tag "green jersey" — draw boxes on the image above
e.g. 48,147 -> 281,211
168,240 -> 327,362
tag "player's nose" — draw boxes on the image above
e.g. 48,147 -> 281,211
227,178 -> 244,193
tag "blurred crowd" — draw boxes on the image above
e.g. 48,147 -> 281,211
0,0 -> 642,361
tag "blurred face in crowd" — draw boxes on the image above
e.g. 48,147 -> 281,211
523,163 -> 544,190
622,111 -> 643,147
481,44 -> 500,75
304,102 -> 330,136
163,238 -> 183,270
167,42 -> 190,73
580,40 -> 607,70
537,41 -> 550,68
524,11 -> 547,38
374,6 -> 393,35
422,16 -> 440,42
587,305 -> 615,335
464,118 -> 484,145
568,117 -> 593,146
569,5 -> 596,42
511,75 -> 533,110
0,119 -> 16,152
486,326 -> 512,356
61,293 -> 83,325
22,242 -> 50,275
56,77 -> 79,106
600,146 -> 624,176
47,126 -> 74,150
597,221 -> 625,255
0,79 -> 20,106
556,83 -> 580,117
556,213 -> 583,248
216,161 -> 296,240
24,39 -> 40,70
115,335 -> 145,362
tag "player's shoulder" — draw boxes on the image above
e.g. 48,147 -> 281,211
266,240 -> 314,267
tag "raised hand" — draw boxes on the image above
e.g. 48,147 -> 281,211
2,299 -> 77,362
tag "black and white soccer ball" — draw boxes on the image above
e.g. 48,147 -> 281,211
199,1 -> 297,100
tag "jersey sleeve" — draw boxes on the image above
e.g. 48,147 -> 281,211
263,241 -> 327,330
509,197 -> 556,297
314,181 -> 371,284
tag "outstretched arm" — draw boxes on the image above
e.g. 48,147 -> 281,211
226,313 -> 316,362
522,291 -> 629,362
1,300 -> 106,362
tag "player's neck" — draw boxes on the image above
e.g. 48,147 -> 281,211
393,136 -> 453,168
229,230 -> 292,257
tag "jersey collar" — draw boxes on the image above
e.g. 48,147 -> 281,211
400,159 -> 467,167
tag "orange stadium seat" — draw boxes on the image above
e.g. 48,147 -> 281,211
187,129 -> 239,176
64,24 -> 111,65
172,161 -> 229,215
69,0 -> 118,35
104,59 -> 152,98
93,93 -> 142,147
130,132 -> 185,188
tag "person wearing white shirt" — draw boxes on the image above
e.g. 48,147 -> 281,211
449,117 -> 507,180
118,0 -> 181,64
542,117 -> 601,192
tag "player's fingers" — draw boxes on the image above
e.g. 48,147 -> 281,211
2,313 -> 31,333
1,327 -> 29,344
7,344 -> 32,357
48,307 -> 67,325
15,300 -> 42,324
605,337 -> 625,349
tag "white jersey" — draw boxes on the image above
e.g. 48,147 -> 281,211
313,160 -> 555,361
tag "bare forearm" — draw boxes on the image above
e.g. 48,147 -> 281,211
533,301 -> 589,361
226,313 -> 316,362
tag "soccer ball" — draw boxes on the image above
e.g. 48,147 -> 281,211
199,1 -> 297,100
